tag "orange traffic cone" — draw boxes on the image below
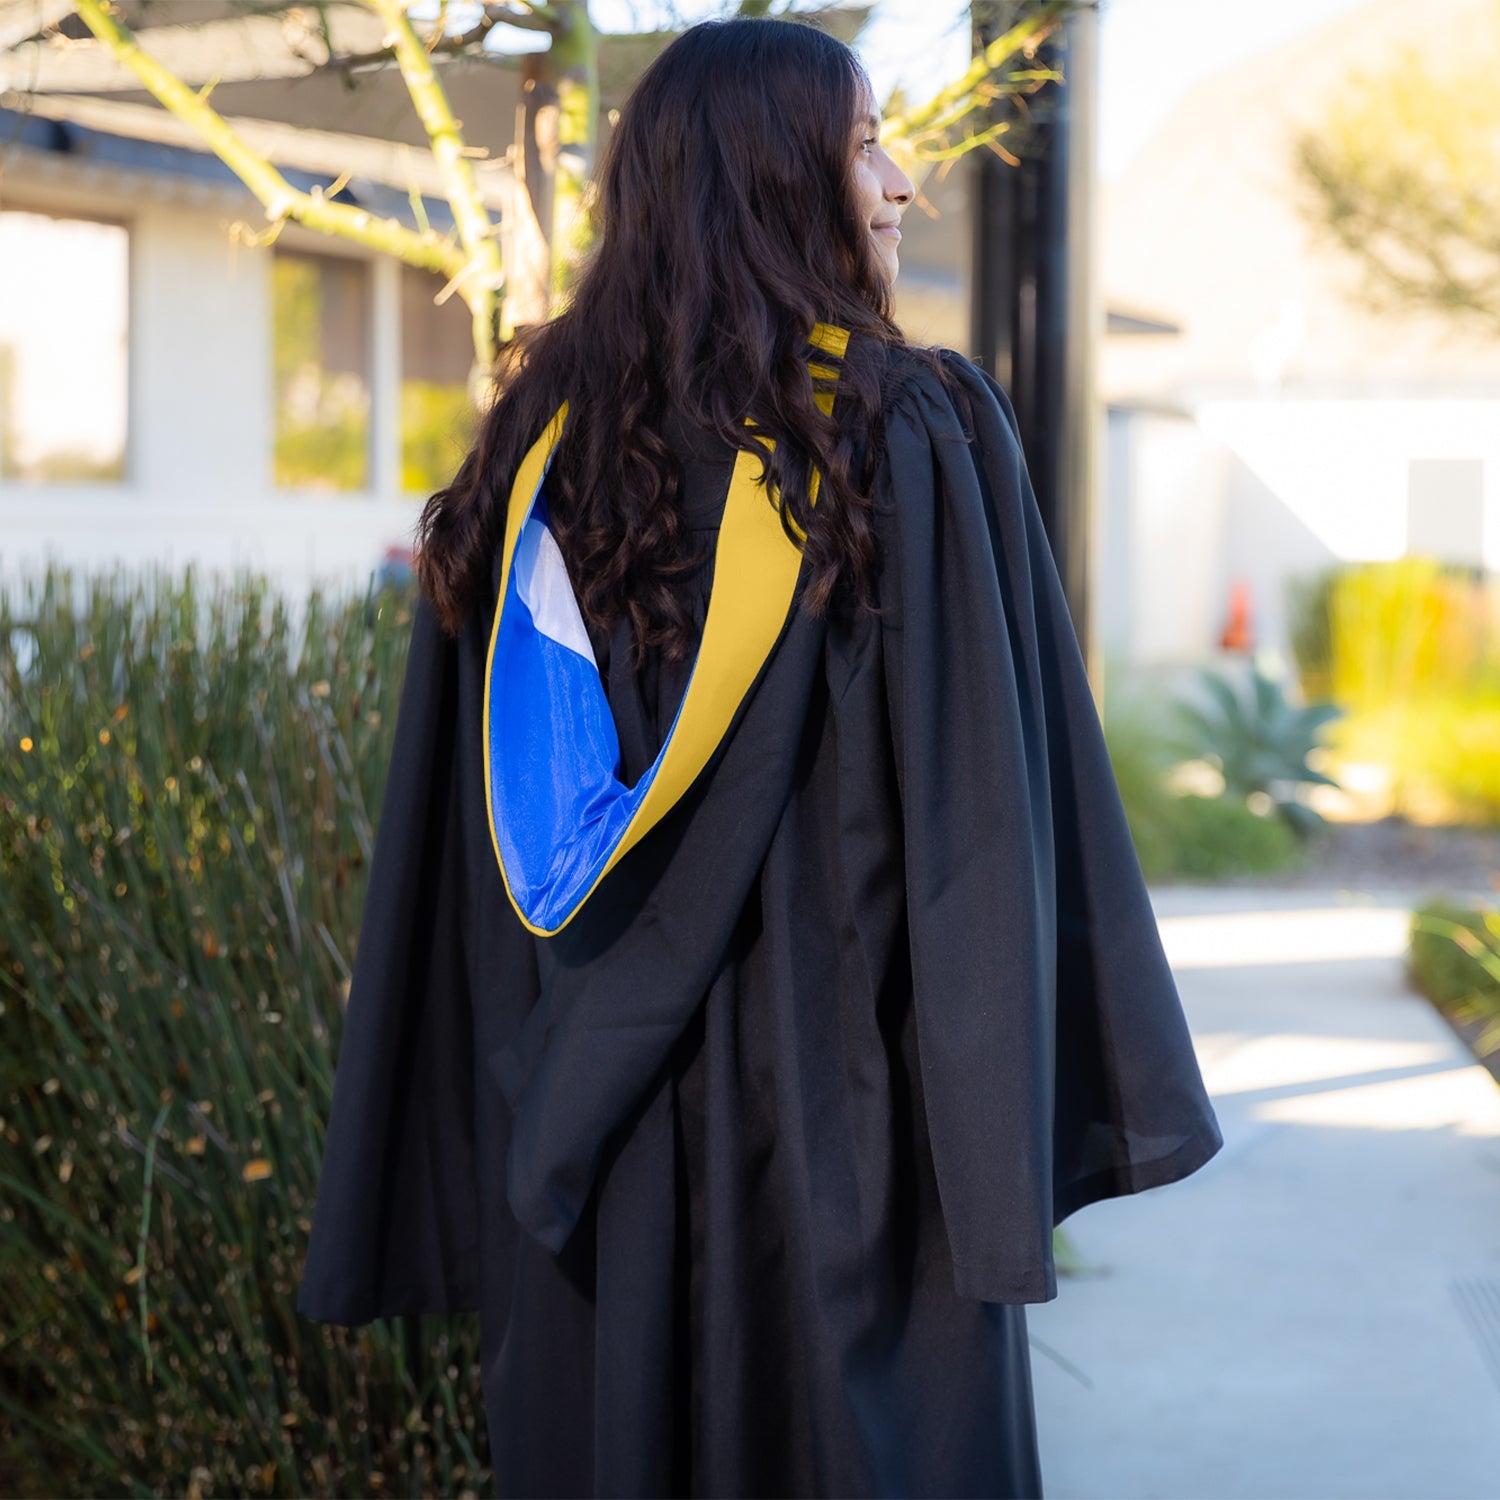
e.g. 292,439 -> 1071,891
1220,577 -> 1254,652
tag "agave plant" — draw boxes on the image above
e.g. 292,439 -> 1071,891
1173,662 -> 1344,837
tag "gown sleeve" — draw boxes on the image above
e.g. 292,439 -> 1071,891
876,348 -> 1224,1305
296,595 -> 491,1325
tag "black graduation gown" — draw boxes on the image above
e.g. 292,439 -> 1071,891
296,345 -> 1225,1500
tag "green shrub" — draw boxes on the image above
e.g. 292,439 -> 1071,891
0,567 -> 489,1498
1101,690 -> 1191,879
1159,792 -> 1304,879
1103,680 -> 1306,882
1286,567 -> 1336,702
1407,898 -> 1500,1063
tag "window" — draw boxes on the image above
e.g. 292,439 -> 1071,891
400,264 -> 478,495
0,208 -> 128,483
272,249 -> 370,491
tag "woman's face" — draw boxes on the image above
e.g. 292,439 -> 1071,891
849,87 -> 915,285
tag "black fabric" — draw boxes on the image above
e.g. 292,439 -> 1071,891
296,345 -> 1223,1499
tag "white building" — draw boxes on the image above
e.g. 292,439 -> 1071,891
1097,0 -> 1500,673
0,3 -> 525,598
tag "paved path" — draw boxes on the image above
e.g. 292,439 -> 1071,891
1030,884 -> 1500,1500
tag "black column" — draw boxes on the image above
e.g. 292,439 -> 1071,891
969,2 -> 1100,685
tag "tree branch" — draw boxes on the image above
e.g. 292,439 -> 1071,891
68,0 -> 466,281
542,0 -> 597,299
882,1 -> 1067,149
286,0 -> 555,76
365,0 -> 506,362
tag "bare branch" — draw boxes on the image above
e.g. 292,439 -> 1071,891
883,2 -> 1067,147
289,0 -> 555,76
67,0 -> 468,280
364,0 -> 507,362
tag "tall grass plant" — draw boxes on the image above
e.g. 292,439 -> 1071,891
0,566 -> 488,1498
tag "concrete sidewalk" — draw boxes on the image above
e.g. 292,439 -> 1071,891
1030,884 -> 1500,1500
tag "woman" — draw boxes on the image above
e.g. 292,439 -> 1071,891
297,17 -> 1224,1499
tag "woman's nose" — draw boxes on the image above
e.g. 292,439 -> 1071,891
886,162 -> 914,204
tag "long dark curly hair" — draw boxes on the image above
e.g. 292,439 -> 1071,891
415,15 -> 916,663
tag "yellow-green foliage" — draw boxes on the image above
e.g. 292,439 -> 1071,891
272,397 -> 370,493
1327,558 -> 1500,708
0,568 -> 489,1498
271,256 -> 370,493
400,378 -> 476,496
1288,558 -> 1500,822
1327,695 -> 1500,823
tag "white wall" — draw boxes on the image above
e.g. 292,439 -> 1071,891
1102,397 -> 1500,668
1102,407 -> 1232,666
1198,397 -> 1500,563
